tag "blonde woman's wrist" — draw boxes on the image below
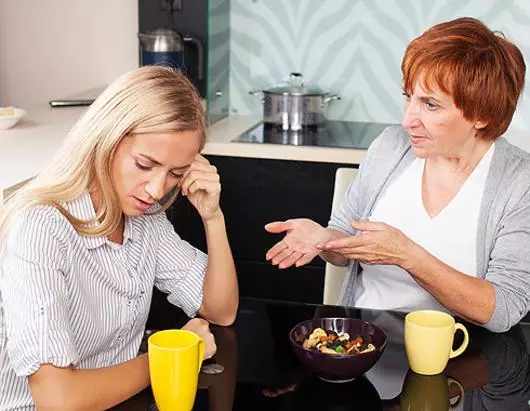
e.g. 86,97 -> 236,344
202,208 -> 224,224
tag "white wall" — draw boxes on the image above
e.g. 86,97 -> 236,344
0,0 -> 138,107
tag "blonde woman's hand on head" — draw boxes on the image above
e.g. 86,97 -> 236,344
180,154 -> 221,221
182,318 -> 217,360
265,218 -> 335,269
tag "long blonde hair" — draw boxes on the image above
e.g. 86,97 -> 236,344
0,66 -> 206,239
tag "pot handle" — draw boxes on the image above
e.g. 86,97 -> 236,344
290,72 -> 304,87
249,89 -> 265,102
322,93 -> 341,104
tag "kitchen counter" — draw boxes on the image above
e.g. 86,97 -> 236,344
0,106 -> 368,202
2,101 -> 530,202
204,116 -> 369,164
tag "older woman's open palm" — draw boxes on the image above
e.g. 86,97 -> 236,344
265,218 -> 333,269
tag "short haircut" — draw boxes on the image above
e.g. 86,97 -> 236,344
402,17 -> 526,140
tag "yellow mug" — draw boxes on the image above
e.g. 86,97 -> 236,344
400,370 -> 464,411
405,310 -> 469,375
148,329 -> 205,411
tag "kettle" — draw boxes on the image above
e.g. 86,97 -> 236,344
138,28 -> 204,80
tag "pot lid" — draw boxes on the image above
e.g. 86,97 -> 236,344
264,73 -> 328,96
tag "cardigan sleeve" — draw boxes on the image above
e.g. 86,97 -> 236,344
328,125 -> 410,234
483,185 -> 530,332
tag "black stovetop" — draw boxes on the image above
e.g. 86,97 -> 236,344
231,121 -> 396,149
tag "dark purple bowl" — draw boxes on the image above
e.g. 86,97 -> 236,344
289,317 -> 387,383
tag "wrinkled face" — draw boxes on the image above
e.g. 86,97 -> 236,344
402,77 -> 485,158
111,130 -> 202,216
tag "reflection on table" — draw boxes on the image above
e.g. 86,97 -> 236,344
112,298 -> 530,411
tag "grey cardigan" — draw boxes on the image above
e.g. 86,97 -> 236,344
328,126 -> 530,332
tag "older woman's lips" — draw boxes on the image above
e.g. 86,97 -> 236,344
410,135 -> 427,145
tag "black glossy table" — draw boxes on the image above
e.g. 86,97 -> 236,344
112,298 -> 530,410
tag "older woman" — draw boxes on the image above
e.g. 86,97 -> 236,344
0,67 -> 238,410
265,17 -> 528,333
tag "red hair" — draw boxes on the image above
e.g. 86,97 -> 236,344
402,17 -> 526,140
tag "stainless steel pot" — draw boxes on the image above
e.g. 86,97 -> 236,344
249,73 -> 340,131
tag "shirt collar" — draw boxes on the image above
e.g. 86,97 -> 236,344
63,191 -> 138,250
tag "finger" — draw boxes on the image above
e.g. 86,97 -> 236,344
266,241 -> 288,260
186,179 -> 221,196
265,221 -> 289,234
181,180 -> 209,196
194,154 -> 210,164
332,247 -> 378,263
271,247 -> 295,267
196,318 -> 210,327
206,345 -> 217,359
349,219 -> 385,232
180,175 -> 192,196
181,168 -> 220,192
264,221 -> 291,234
186,162 -> 217,176
181,166 -> 219,194
323,235 -> 365,250
201,322 -> 212,333
182,173 -> 221,196
332,248 -> 363,258
315,242 -> 326,250
279,251 -> 303,269
179,162 -> 215,186
295,252 -> 316,267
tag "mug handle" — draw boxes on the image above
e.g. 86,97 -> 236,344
449,323 -> 469,359
198,338 -> 205,373
447,377 -> 464,408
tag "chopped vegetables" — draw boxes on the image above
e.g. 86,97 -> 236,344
302,328 -> 376,355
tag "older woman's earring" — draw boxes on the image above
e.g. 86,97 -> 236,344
474,120 -> 488,129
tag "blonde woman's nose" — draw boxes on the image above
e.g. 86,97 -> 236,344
144,175 -> 166,201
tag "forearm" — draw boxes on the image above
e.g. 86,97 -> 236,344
319,228 -> 349,266
30,354 -> 150,411
201,210 -> 238,326
404,243 -> 495,325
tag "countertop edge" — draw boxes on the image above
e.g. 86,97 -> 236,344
0,111 -> 367,198
2,104 -> 529,199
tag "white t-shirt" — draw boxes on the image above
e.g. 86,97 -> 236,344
353,144 -> 495,311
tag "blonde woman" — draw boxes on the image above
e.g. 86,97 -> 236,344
0,66 -> 238,410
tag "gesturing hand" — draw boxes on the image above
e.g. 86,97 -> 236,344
319,220 -> 414,267
182,318 -> 217,359
265,218 -> 333,269
180,155 -> 222,221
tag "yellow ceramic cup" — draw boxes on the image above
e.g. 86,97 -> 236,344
148,329 -> 205,411
405,310 -> 469,375
400,370 -> 464,411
